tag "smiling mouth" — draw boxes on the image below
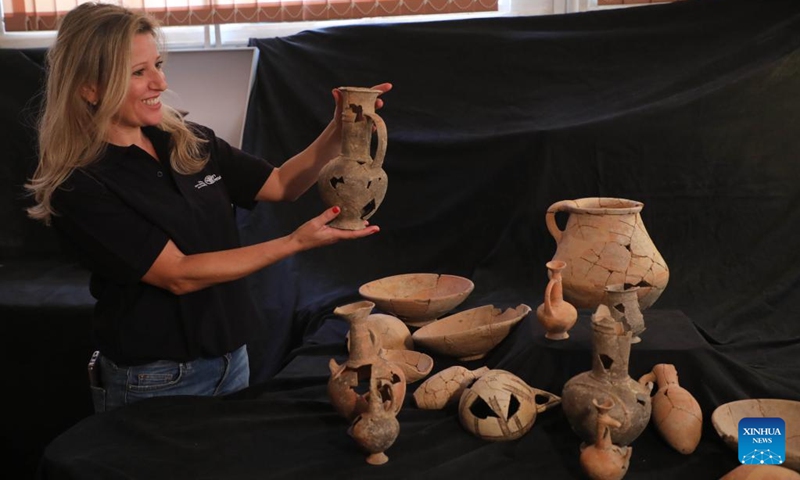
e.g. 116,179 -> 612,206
142,96 -> 160,106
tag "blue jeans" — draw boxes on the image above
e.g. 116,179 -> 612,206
91,345 -> 249,413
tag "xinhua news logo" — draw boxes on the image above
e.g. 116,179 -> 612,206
738,417 -> 786,465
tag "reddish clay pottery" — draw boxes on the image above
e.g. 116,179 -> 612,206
318,86 -> 388,230
712,398 -> 800,471
720,465 -> 800,480
378,349 -> 434,384
413,366 -> 490,410
602,284 -> 645,344
359,273 -> 474,327
412,304 -> 531,361
536,260 -> 578,340
347,313 -> 413,352
580,398 -> 632,480
328,300 -> 407,421
545,197 -> 669,310
638,363 -> 702,454
458,369 -> 561,442
561,309 -> 652,446
348,373 -> 401,465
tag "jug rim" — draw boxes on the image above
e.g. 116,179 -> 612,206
559,197 -> 643,214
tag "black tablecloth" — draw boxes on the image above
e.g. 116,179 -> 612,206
38,309 -> 788,479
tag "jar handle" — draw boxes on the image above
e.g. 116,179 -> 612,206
545,200 -> 576,244
365,112 -> 387,170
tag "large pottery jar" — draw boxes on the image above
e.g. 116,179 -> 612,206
317,86 -> 388,230
561,309 -> 652,446
546,197 -> 669,310
328,300 -> 406,421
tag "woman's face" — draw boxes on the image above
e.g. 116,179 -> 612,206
112,33 -> 167,134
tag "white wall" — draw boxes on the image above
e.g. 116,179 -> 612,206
161,48 -> 258,148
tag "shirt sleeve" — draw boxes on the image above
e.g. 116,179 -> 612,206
193,123 -> 274,210
51,169 -> 169,284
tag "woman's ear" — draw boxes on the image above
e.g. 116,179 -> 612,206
81,84 -> 98,106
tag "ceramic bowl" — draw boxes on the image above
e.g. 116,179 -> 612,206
379,349 -> 434,384
359,273 -> 475,327
411,304 -> 531,361
711,398 -> 800,471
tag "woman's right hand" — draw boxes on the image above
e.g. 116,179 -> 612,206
289,206 -> 379,251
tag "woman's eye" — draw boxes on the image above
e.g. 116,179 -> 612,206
133,69 -> 145,76
156,61 -> 164,70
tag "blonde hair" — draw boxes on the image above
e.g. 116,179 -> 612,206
27,2 -> 208,224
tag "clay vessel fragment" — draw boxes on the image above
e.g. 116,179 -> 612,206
720,465 -> 800,480
347,313 -> 413,351
379,348 -> 434,383
639,363 -> 702,454
348,374 -> 400,465
328,300 -> 406,421
413,366 -> 490,410
458,369 -> 560,441
561,308 -> 652,446
580,398 -> 632,480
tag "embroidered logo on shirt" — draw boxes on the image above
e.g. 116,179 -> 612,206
195,174 -> 222,189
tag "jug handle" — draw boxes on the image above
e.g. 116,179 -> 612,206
365,112 -> 387,170
531,388 -> 561,413
545,200 -> 576,243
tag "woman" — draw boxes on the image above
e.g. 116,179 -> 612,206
26,2 -> 388,412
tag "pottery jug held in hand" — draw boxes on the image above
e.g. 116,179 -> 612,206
536,260 -> 579,341
318,86 -> 388,230
545,197 -> 669,310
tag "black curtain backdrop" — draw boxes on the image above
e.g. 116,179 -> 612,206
240,0 -> 800,385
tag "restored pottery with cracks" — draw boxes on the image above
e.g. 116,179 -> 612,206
413,365 -> 490,410
546,197 -> 669,310
602,284 -> 645,344
318,86 -> 388,230
328,300 -> 406,422
639,363 -> 702,455
561,308 -> 652,446
348,372 -> 401,465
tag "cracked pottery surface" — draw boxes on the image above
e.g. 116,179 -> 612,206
638,363 -> 702,455
712,398 -> 800,471
413,365 -> 490,410
347,313 -> 413,352
359,273 -> 474,327
317,86 -> 388,230
457,369 -> 561,441
411,304 -> 531,361
546,197 -> 669,310
378,348 -> 434,384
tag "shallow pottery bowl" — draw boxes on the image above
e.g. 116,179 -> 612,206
711,398 -> 800,471
359,273 -> 475,327
411,304 -> 531,361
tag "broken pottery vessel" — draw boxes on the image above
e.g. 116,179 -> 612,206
579,398 -> 632,480
720,465 -> 800,480
348,373 -> 401,465
379,348 -> 434,384
545,197 -> 669,310
412,304 -> 531,361
328,300 -> 406,422
458,369 -> 561,442
602,284 -> 645,344
536,260 -> 578,340
347,313 -> 413,351
318,86 -> 388,230
561,308 -> 652,446
413,365 -> 490,410
639,363 -> 702,454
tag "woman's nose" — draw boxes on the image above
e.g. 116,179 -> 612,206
151,71 -> 168,91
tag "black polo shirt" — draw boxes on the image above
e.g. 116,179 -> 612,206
51,124 -> 274,366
